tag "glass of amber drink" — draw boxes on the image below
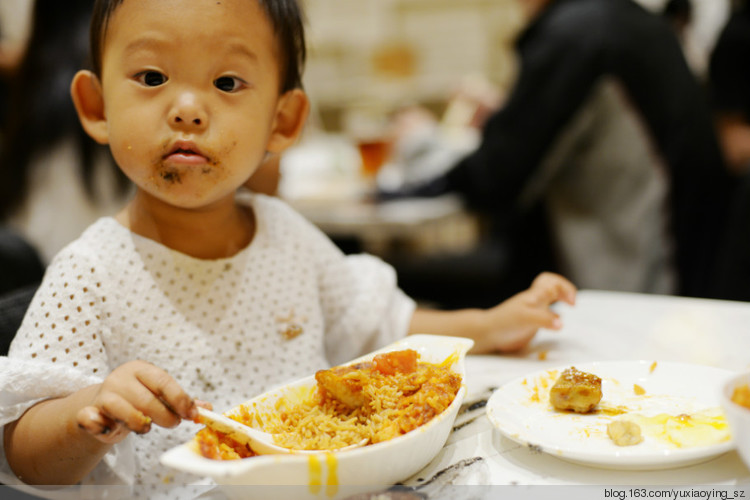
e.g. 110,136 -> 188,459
357,138 -> 391,178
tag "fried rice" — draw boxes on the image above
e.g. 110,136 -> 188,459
195,349 -> 462,460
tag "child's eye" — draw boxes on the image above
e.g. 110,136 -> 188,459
136,71 -> 167,87
214,76 -> 245,93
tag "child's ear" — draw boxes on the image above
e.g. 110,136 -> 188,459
70,70 -> 109,145
267,89 -> 309,153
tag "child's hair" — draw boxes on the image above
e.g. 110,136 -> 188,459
88,0 -> 307,92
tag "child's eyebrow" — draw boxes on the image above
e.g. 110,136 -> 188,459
122,36 -> 259,64
224,42 -> 260,64
123,35 -> 167,56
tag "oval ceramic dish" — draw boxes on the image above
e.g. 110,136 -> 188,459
160,334 -> 473,500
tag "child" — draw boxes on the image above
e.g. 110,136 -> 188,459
0,0 -> 576,497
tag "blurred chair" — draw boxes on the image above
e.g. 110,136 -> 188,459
0,227 -> 43,295
0,227 -> 43,355
0,284 -> 38,356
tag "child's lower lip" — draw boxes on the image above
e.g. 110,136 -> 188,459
164,152 -> 208,165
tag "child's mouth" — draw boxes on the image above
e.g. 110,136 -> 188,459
164,143 -> 209,166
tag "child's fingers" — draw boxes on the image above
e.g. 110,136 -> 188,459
556,276 -> 577,305
523,306 -> 563,330
77,406 -> 129,443
531,272 -> 577,306
96,391 -> 154,434
127,382 -> 184,429
135,363 -> 197,421
77,405 -> 111,434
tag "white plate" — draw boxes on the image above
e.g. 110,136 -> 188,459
486,360 -> 734,470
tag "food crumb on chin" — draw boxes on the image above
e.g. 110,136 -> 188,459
161,170 -> 181,183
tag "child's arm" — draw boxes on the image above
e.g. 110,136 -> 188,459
3,360 -> 197,485
408,272 -> 576,353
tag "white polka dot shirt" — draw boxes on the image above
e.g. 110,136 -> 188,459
0,193 -> 415,495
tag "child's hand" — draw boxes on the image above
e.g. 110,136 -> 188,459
76,360 -> 198,444
473,272 -> 577,353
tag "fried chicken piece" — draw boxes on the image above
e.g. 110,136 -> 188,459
549,366 -> 602,413
315,350 -> 419,409
315,361 -> 373,409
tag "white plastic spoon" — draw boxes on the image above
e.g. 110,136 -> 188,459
197,407 -> 367,455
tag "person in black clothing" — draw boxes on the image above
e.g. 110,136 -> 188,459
393,0 -> 736,302
710,0 -> 750,175
708,0 -> 750,301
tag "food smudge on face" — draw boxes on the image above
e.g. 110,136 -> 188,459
160,169 -> 181,184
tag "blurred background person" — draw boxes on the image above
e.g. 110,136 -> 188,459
660,0 -> 731,82
0,0 -> 131,355
381,0 -> 737,305
662,0 -> 704,79
709,0 -> 750,175
0,0 -> 30,135
707,0 -> 750,301
0,0 -> 131,266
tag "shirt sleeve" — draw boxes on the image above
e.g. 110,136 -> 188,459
5,245 -> 112,386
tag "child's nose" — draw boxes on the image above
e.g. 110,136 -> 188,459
168,92 -> 208,129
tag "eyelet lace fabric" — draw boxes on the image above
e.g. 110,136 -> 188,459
0,194 -> 415,497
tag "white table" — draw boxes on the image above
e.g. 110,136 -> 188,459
400,290 -> 750,497
22,290 -> 743,500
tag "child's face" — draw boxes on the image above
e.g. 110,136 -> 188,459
93,0 -> 295,209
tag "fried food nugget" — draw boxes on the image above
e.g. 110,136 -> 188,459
315,349 -> 419,409
549,366 -> 602,413
314,362 -> 372,409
